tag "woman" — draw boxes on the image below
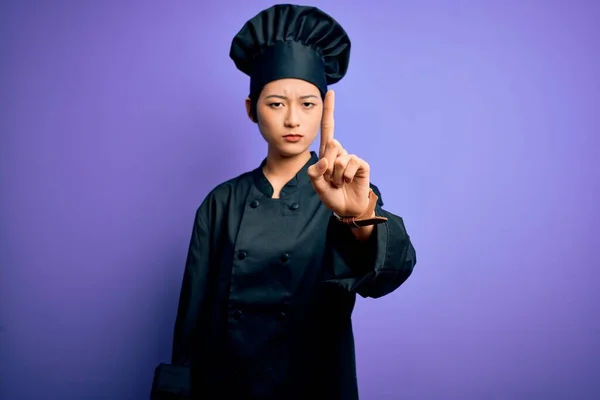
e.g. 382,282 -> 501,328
171,4 -> 417,399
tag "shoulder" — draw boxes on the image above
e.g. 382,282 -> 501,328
207,170 -> 254,201
194,170 -> 254,222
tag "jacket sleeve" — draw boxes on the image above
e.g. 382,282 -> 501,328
171,206 -> 212,366
325,184 -> 417,299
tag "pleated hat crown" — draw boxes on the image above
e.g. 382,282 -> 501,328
229,4 -> 351,99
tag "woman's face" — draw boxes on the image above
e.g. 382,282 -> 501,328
246,78 -> 323,158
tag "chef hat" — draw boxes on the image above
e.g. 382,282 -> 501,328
229,4 -> 351,100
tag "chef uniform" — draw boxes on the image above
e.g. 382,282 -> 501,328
169,4 -> 417,399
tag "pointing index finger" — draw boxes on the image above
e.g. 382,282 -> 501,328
320,90 -> 335,158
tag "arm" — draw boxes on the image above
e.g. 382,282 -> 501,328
171,206 -> 211,366
325,184 -> 417,299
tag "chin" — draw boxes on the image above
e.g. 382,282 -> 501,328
271,143 -> 311,158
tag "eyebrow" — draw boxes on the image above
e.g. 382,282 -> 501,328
264,94 -> 319,100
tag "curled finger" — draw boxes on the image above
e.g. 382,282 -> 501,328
332,154 -> 351,187
342,155 -> 361,184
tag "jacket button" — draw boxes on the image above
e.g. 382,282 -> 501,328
231,310 -> 242,320
250,200 -> 259,208
238,251 -> 247,260
289,202 -> 299,211
280,253 -> 290,263
277,312 -> 287,321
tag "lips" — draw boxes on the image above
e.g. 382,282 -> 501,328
283,134 -> 303,143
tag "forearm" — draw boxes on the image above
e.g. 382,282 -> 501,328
172,210 -> 211,365
354,212 -> 416,298
172,266 -> 204,366
326,209 -> 416,298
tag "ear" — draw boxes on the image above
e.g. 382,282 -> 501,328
245,97 -> 257,123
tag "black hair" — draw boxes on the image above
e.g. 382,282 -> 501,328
249,93 -> 258,123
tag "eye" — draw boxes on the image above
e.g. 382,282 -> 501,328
303,102 -> 316,109
269,102 -> 284,108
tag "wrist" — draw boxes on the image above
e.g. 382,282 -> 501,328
364,208 -> 376,219
333,189 -> 387,229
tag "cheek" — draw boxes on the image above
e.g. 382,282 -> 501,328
257,109 -> 279,133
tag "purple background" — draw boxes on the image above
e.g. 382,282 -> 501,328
1,1 -> 599,399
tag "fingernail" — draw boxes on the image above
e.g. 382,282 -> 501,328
317,159 -> 326,170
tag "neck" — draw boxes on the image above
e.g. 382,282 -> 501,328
263,148 -> 312,180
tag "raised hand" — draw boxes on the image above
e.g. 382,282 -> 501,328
307,90 -> 371,217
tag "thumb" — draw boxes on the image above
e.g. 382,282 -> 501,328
307,158 -> 329,192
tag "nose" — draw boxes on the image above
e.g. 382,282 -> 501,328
284,105 -> 300,128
